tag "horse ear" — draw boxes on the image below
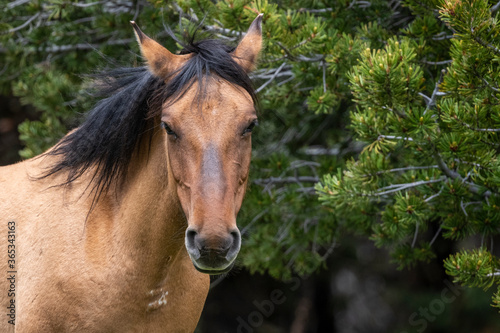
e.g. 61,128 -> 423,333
130,21 -> 189,78
232,14 -> 263,73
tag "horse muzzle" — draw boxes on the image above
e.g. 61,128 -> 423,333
185,227 -> 241,275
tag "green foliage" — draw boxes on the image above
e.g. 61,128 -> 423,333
318,0 -> 500,309
349,37 -> 425,121
444,248 -> 499,290
392,242 -> 436,269
13,65 -> 76,157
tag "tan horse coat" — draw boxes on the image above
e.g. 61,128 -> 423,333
1,135 -> 208,332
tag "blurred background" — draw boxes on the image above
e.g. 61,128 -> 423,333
2,0 -> 500,332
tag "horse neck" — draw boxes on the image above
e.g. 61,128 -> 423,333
88,126 -> 186,279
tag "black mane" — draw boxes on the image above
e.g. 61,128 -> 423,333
40,31 -> 256,207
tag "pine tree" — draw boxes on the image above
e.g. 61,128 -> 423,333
317,0 -> 500,309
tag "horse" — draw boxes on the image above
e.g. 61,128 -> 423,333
0,14 -> 263,332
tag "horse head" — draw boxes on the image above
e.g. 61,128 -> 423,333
131,15 -> 263,274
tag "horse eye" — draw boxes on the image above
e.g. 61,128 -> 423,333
161,122 -> 177,137
243,120 -> 258,135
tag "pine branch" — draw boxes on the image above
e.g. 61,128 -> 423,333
421,59 -> 452,65
491,1 -> 500,13
412,222 -> 419,248
251,66 -> 293,80
433,150 -> 492,197
65,1 -> 105,8
347,1 -> 372,9
298,7 -> 333,13
452,107 -> 500,132
424,69 -> 446,115
460,122 -> 500,132
424,185 -> 444,203
369,177 -> 446,197
475,71 -> 500,93
0,63 -> 8,77
487,271 -> 500,277
412,0 -> 440,16
275,41 -> 324,62
378,135 -> 414,141
290,39 -> 312,51
255,61 -> 288,93
372,165 -> 439,176
6,0 -> 30,9
172,2 -> 243,37
1,12 -> 41,35
429,225 -> 442,246
295,187 -> 316,194
240,209 -> 270,236
322,60 -> 327,93
253,176 -> 320,186
460,199 -> 469,217
277,75 -> 296,86
298,0 -> 371,13
432,32 -> 454,41
454,158 -> 491,171
40,38 -> 134,53
471,28 -> 500,56
260,55 -> 289,64
381,105 -> 408,119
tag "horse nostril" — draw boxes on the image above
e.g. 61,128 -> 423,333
230,229 -> 240,239
226,229 -> 241,260
185,228 -> 201,259
186,228 -> 197,245
230,229 -> 241,246
217,230 -> 239,253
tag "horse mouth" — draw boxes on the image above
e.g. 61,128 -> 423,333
192,262 -> 234,275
